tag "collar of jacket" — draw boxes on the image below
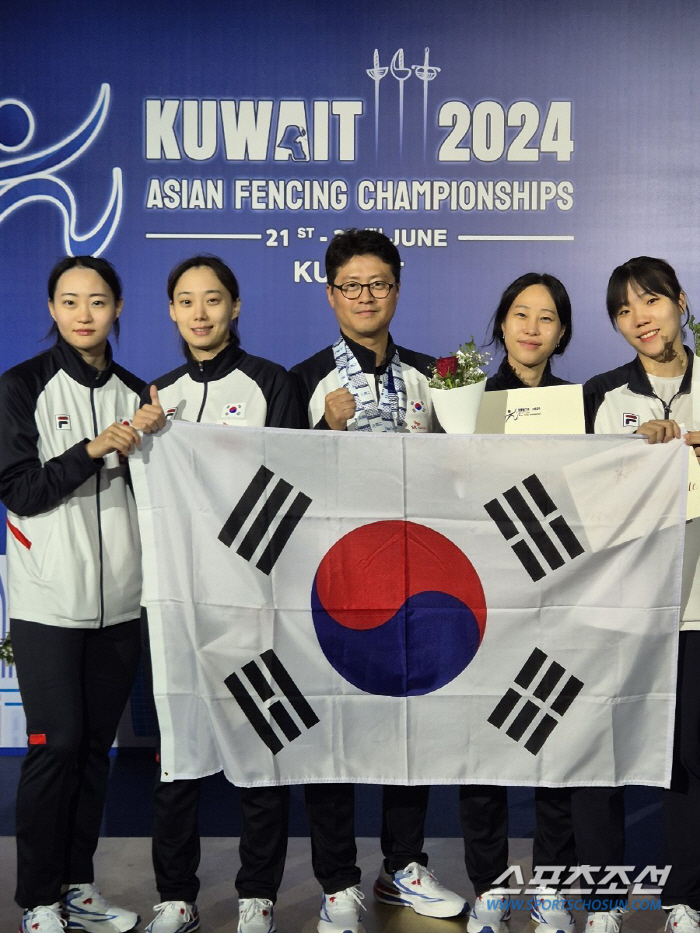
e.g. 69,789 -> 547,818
489,355 -> 557,389
184,338 -> 245,383
53,337 -> 115,388
339,331 -> 398,375
626,345 -> 694,397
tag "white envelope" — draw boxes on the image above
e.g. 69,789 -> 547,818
476,384 -> 585,434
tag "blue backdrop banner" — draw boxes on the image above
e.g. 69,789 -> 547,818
1,0 -> 697,743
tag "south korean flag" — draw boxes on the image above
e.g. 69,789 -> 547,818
131,424 -> 686,788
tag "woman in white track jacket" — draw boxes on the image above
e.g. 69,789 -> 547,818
584,256 -> 700,933
0,255 -> 164,933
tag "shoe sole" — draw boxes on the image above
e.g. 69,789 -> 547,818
532,922 -> 576,933
317,929 -> 360,933
317,928 -> 361,933
411,900 -> 468,919
373,878 -> 407,907
317,921 -> 362,933
146,922 -> 200,933
66,920 -> 140,933
373,880 -> 466,918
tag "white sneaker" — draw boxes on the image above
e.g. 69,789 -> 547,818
145,901 -> 200,933
468,888 -> 511,933
63,883 -> 139,932
532,888 -> 576,933
20,904 -> 66,932
318,886 -> 364,933
585,910 -> 625,933
238,898 -> 276,933
665,906 -> 700,933
373,861 -> 467,918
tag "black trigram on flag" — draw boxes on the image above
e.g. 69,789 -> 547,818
484,473 -> 584,582
225,649 -> 320,754
218,465 -> 311,574
488,648 -> 584,755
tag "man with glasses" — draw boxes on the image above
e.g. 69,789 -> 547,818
293,227 -> 436,433
291,228 -> 466,933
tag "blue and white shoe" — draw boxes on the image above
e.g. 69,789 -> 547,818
20,903 -> 66,932
145,900 -> 200,933
531,887 -> 576,933
63,883 -> 139,932
373,861 -> 467,918
238,898 -> 276,933
468,888 -> 512,933
318,886 -> 364,933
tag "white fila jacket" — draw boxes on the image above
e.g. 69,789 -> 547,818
146,339 -> 298,428
584,349 -> 700,629
583,349 -> 700,435
0,339 -> 145,628
290,332 -> 437,432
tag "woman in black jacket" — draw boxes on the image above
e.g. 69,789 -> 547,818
485,272 -> 571,391
462,272 -> 583,933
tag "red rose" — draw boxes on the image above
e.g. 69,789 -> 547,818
436,356 -> 458,378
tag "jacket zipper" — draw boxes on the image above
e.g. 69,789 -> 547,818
90,379 -> 105,627
196,361 -> 208,422
650,388 -> 685,421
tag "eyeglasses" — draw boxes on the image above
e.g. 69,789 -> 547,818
330,281 -> 397,299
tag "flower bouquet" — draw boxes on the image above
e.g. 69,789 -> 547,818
429,339 -> 490,433
0,633 -> 13,667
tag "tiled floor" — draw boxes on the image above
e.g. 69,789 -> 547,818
0,835 -> 666,933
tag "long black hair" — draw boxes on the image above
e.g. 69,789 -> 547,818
488,272 -> 572,356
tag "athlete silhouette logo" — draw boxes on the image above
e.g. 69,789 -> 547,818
0,84 -> 122,255
277,124 -> 308,161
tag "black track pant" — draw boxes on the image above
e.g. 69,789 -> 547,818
152,776 -> 290,902
12,617 -> 141,909
304,783 -> 429,893
459,784 -> 625,896
663,631 -> 700,911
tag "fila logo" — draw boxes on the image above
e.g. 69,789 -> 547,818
488,647 -> 584,755
623,412 -> 639,427
165,408 -> 178,420
218,465 -> 312,575
225,649 -> 319,754
484,473 -> 584,582
55,414 -> 70,430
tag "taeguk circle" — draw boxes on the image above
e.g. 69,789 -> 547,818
311,520 -> 486,697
